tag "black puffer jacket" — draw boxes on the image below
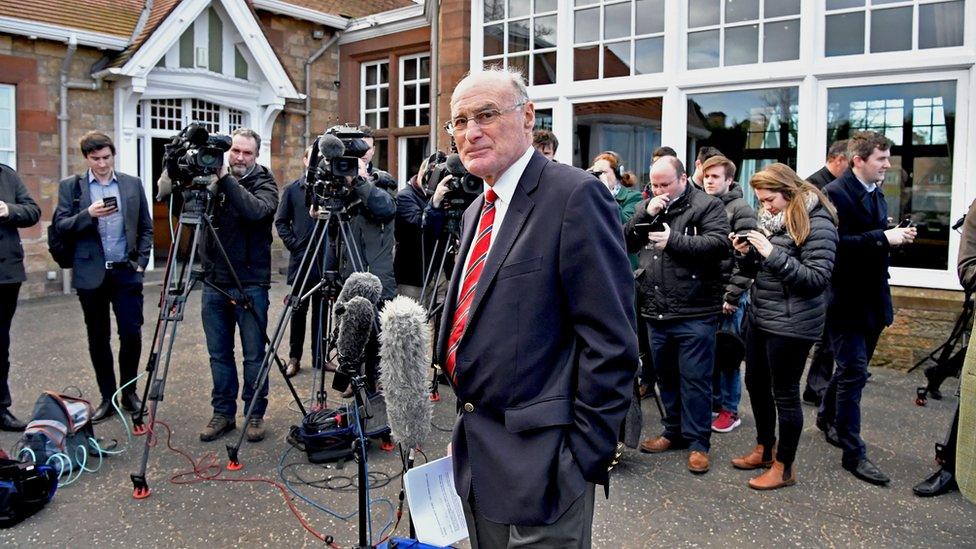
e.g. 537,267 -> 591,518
718,183 -> 757,306
736,197 -> 838,340
625,184 -> 731,320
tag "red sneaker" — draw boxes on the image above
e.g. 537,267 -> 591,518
712,410 -> 741,433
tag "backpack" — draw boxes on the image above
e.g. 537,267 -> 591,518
48,176 -> 82,269
287,393 -> 390,464
0,457 -> 58,528
16,392 -> 97,475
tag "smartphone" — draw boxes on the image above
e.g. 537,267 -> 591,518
733,232 -> 751,244
103,196 -> 118,210
897,218 -> 916,229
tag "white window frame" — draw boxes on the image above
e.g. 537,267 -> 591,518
684,0 -> 802,70
397,135 -> 430,189
480,0 -> 560,86
142,98 -> 246,135
360,60 -> 390,129
399,53 -> 431,128
815,71 -> 969,290
0,84 -> 16,169
571,0 -> 667,79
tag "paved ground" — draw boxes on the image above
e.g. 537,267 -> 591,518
0,277 -> 974,547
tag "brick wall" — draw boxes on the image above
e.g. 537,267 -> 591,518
0,35 -> 114,297
435,0 -> 471,153
875,287 -> 966,371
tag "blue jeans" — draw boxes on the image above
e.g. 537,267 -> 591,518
713,295 -> 747,413
648,315 -> 719,452
202,285 -> 270,418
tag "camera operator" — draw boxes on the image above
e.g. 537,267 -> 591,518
198,128 -> 278,444
395,155 -> 434,300
0,163 -> 40,431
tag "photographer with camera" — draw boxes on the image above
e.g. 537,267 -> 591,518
395,155 -> 437,300
53,131 -> 152,423
198,128 -> 278,443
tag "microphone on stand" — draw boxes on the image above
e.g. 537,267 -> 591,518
378,296 -> 433,452
332,296 -> 375,393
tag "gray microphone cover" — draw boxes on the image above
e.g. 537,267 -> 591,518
378,296 -> 432,450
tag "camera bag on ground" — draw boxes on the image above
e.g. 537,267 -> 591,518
0,456 -> 58,528
48,175 -> 82,269
287,393 -> 390,464
16,392 -> 97,474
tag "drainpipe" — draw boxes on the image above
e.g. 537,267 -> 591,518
429,0 -> 440,150
58,33 -> 103,293
304,29 -> 344,148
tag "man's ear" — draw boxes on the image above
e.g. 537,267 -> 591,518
523,101 -> 536,131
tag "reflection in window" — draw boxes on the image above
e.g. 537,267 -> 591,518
483,0 -> 558,85
686,0 -> 799,69
535,108 -> 553,131
687,87 -> 799,207
574,0 -> 665,80
827,81 -> 956,270
361,60 -> 389,129
825,0 -> 964,57
573,98 -> 662,186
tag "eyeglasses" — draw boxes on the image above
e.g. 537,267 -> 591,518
444,102 -> 526,136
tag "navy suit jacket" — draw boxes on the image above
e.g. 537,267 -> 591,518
823,169 -> 893,334
436,150 -> 638,526
53,172 -> 153,290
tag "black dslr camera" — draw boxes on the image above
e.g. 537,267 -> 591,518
422,151 -> 482,212
162,123 -> 232,187
306,124 -> 371,208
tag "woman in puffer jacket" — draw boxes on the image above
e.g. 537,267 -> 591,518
729,163 -> 838,490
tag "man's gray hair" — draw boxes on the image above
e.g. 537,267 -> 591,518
456,67 -> 530,105
232,128 -> 262,154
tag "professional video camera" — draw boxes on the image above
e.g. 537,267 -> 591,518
162,123 -> 232,187
305,124 -> 371,208
422,150 -> 482,212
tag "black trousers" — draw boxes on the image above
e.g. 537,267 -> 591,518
820,328 -> 882,465
745,326 -> 814,468
805,326 -> 834,398
0,283 -> 20,410
288,292 -> 323,365
77,270 -> 144,402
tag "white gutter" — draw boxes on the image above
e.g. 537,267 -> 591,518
0,16 -> 128,50
250,0 -> 348,29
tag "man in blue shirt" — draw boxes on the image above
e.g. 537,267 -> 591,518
53,131 -> 153,422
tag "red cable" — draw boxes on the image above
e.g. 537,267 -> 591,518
147,420 -> 341,548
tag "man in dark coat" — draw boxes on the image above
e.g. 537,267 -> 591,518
820,131 -> 917,485
53,131 -> 153,423
394,166 -> 433,300
626,156 -> 731,474
802,138 -> 849,406
0,163 -> 40,430
441,69 -> 637,547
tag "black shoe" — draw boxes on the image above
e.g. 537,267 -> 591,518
913,468 -> 958,497
844,458 -> 890,486
802,388 -> 821,406
0,409 -> 26,431
120,392 -> 143,413
816,416 -> 841,448
91,401 -> 114,423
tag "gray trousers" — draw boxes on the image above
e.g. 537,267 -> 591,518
462,483 -> 595,549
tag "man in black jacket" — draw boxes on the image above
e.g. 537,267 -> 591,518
626,156 -> 731,473
819,131 -> 916,485
802,139 -> 849,406
395,157 -> 433,299
199,128 -> 278,443
0,164 -> 40,430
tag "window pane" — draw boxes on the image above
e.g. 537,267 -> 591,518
688,0 -> 720,28
420,83 -> 430,104
485,0 -> 505,22
827,81 -> 957,270
825,12 -> 864,56
573,97 -> 663,184
404,58 -> 417,81
535,0 -> 557,12
403,109 -> 416,127
365,90 -> 376,110
603,41 -> 631,78
509,19 -> 530,53
379,111 -> 389,128
420,56 -> 430,78
535,15 -> 557,48
534,51 -> 557,85
419,108 -> 430,126
485,23 -> 504,56
636,0 -> 665,34
509,54 -> 529,82
826,0 -> 863,9
604,2 -> 631,41
688,29 -> 720,69
724,24 -> 758,66
367,112 -> 378,129
870,7 -> 912,53
726,0 -> 758,23
575,7 -> 600,42
509,0 -> 531,18
379,63 -> 389,83
919,1 -> 964,49
576,0 -> 599,5
379,88 -> 389,108
403,84 -> 417,107
574,46 -> 600,80
764,0 -> 799,18
763,19 -> 800,62
635,36 -> 664,74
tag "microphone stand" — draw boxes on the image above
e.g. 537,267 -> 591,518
420,208 -> 462,402
340,361 -> 374,549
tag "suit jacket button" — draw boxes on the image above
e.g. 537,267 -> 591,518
463,402 -> 474,413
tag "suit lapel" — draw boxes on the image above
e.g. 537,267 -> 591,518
79,173 -> 92,210
118,174 -> 137,252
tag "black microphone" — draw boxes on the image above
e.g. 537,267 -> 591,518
332,296 -> 374,392
378,296 -> 432,451
319,133 -> 346,160
445,153 -> 467,177
185,123 -> 210,147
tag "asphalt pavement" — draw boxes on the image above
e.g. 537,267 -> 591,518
0,278 -> 973,547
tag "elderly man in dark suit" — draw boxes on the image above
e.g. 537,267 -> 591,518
0,163 -> 40,430
819,131 -> 916,485
53,131 -> 153,422
438,68 -> 638,547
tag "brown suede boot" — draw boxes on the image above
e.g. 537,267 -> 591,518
731,444 -> 774,470
748,460 -> 796,490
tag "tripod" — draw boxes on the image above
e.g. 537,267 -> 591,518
225,194 -> 369,469
420,209 -> 462,402
130,185 -> 305,498
911,291 -> 972,405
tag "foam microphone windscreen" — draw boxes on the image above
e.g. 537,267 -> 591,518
155,168 -> 173,202
378,296 -> 432,450
446,153 -> 468,177
318,134 -> 346,160
332,296 -> 375,392
333,272 -> 383,329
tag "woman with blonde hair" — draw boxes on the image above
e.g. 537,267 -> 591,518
730,163 -> 838,490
